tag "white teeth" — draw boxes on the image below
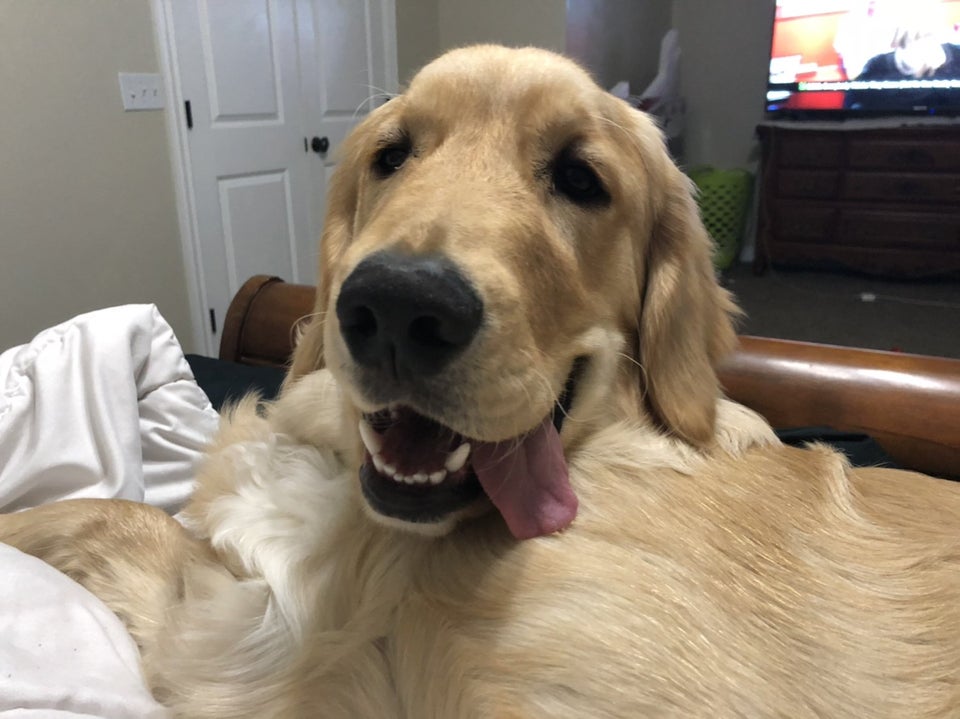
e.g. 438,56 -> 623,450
445,443 -> 471,473
390,472 -> 432,485
358,420 -> 382,455
361,417 -> 455,487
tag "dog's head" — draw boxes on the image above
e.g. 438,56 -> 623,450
289,45 -> 738,539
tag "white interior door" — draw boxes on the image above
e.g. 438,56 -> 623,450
170,0 -> 313,351
165,0 -> 397,353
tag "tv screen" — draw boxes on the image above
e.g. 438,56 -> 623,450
766,0 -> 960,118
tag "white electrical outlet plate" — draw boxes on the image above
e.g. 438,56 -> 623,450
118,73 -> 164,111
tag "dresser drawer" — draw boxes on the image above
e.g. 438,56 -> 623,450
770,243 -> 960,277
777,170 -> 841,199
772,202 -> 837,243
843,172 -> 960,204
838,210 -> 960,250
776,133 -> 843,168
847,140 -> 960,171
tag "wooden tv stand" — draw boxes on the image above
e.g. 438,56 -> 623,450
755,123 -> 960,278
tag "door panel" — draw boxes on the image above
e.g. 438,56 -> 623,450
200,0 -> 283,122
217,171 -> 295,289
320,1 -> 377,111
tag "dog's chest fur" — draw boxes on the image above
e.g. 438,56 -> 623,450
163,391 -> 954,718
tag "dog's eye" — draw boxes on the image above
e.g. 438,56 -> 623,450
374,144 -> 411,176
553,159 -> 609,207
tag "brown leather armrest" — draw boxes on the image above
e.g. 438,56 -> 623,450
219,275 -> 316,368
718,336 -> 960,479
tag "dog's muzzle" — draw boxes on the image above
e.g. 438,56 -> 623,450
335,251 -> 581,540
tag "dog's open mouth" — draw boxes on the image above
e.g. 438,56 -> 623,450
357,363 -> 586,539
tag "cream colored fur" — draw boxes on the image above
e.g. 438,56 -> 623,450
4,46 -> 960,717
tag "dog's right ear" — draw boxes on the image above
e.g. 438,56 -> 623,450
285,125 -> 371,384
628,110 -> 740,447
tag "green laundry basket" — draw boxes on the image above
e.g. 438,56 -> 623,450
687,167 -> 753,271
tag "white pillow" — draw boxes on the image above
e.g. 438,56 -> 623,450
0,544 -> 168,718
0,304 -> 219,514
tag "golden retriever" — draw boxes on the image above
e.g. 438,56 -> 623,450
4,45 -> 960,718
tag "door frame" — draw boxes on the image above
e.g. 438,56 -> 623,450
148,0 -> 398,356
151,0 -> 210,355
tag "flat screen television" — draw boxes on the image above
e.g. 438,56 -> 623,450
765,0 -> 960,118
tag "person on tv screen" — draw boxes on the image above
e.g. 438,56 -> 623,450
834,0 -> 898,81
844,11 -> 960,111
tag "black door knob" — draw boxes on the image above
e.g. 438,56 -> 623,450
311,136 -> 330,154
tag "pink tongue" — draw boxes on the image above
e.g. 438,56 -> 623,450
472,417 -> 578,540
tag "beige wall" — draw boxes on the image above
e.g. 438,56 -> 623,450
396,0 -> 440,85
565,0 -> 670,93
672,0 -> 773,170
438,0 -> 566,52
396,0 -> 568,80
0,0 -> 192,352
396,0 -> 567,88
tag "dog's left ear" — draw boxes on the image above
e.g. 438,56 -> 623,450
635,122 -> 740,447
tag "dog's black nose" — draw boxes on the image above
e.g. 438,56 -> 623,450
335,251 -> 484,378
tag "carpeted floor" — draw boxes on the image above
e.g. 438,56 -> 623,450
721,263 -> 960,359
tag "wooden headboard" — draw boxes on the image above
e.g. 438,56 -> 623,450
220,275 -> 960,479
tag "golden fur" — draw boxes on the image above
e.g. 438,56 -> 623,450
4,45 -> 960,717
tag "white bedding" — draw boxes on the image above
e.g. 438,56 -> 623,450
0,305 -> 220,718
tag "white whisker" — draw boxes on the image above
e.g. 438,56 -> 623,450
290,310 -> 327,351
353,87 -> 400,118
616,350 -> 648,403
